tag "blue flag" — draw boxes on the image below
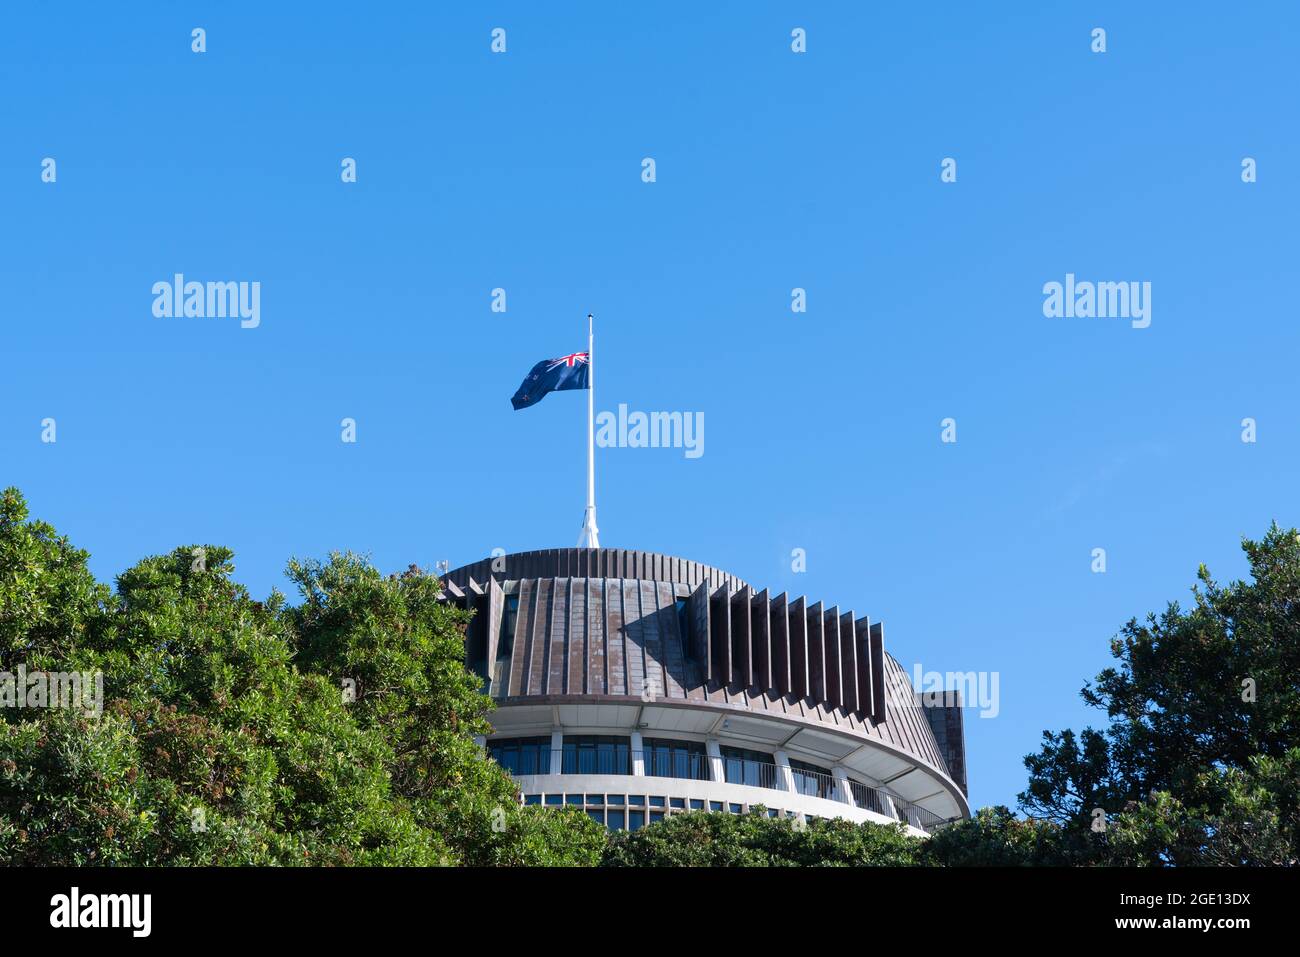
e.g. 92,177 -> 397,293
510,352 -> 590,410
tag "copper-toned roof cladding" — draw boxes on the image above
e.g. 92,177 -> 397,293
442,549 -> 959,789
442,547 -> 748,593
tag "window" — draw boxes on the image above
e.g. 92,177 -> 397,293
720,746 -> 775,788
488,736 -> 551,775
561,735 -> 632,775
465,598 -> 489,690
608,810 -> 626,831
790,759 -> 836,800
669,797 -> 685,809
674,597 -> 692,650
642,738 -> 710,780
709,801 -> 723,812
586,809 -> 603,825
524,794 -> 541,806
689,799 -> 704,810
628,810 -> 645,831
492,593 -> 519,692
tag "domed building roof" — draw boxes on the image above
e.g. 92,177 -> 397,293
441,547 -> 968,830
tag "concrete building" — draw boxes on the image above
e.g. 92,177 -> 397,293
442,547 -> 968,836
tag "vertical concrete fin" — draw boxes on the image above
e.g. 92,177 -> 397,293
754,588 -> 771,693
807,600 -> 825,703
823,605 -> 842,710
840,610 -> 859,715
789,596 -> 808,698
690,580 -> 711,682
869,621 -> 887,722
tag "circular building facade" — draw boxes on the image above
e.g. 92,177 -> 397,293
442,548 -> 969,835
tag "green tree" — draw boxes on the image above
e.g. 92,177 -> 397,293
0,487 -> 603,866
1104,750 -> 1300,866
920,806 -> 1087,866
1019,524 -> 1300,864
283,552 -> 604,866
602,807 -> 921,867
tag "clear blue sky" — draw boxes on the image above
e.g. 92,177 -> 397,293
2,3 -> 1296,813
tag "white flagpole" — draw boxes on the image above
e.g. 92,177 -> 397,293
578,312 -> 600,547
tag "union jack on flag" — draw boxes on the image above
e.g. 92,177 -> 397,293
547,352 -> 589,371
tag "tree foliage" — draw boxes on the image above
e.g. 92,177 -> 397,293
0,487 -> 603,866
602,806 -> 921,867
920,806 -> 1082,866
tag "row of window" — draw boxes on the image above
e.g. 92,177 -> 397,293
489,735 -> 710,777
488,735 -> 837,791
489,735 -> 945,831
521,791 -> 814,831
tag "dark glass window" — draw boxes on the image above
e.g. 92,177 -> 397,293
487,736 -> 551,775
561,735 -> 631,775
629,795 -> 645,806
674,597 -> 692,650
607,794 -> 625,806
492,593 -> 520,692
544,794 -> 562,806
500,594 -> 519,651
731,604 -> 747,684
728,803 -> 742,814
565,794 -> 582,805
790,759 -> 837,800
524,794 -> 541,806
709,801 -> 723,812
669,797 -> 685,809
642,737 -> 710,780
720,746 -> 774,788
649,795 -> 665,808
465,597 -> 490,690
650,812 -> 664,824
608,810 -> 626,831
586,809 -> 604,825
586,794 -> 605,805
689,799 -> 704,810
639,738 -> 712,780
628,810 -> 645,831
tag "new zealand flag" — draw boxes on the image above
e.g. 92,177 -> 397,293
510,352 -> 590,410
